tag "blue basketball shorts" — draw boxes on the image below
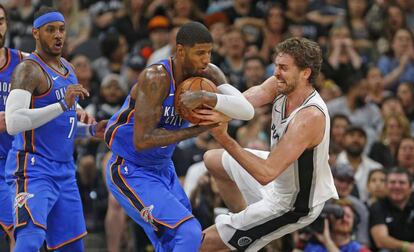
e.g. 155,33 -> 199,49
106,154 -> 197,251
5,151 -> 87,250
0,158 -> 13,234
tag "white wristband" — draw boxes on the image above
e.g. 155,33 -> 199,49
214,84 -> 254,120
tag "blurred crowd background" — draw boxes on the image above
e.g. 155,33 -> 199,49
1,0 -> 414,251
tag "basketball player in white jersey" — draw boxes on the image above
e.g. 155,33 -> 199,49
198,37 -> 339,252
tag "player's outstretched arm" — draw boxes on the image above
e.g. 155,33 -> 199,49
180,63 -> 255,120
211,106 -> 325,185
133,66 -> 217,150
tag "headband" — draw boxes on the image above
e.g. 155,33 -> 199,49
33,12 -> 65,29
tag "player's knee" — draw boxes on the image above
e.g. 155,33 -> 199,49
175,218 -> 202,245
204,149 -> 224,174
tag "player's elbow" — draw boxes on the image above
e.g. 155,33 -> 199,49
257,176 -> 272,186
6,116 -> 20,135
133,136 -> 151,151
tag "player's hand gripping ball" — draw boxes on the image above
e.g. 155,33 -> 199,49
174,77 -> 218,124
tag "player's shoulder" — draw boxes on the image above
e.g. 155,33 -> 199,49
141,64 -> 169,80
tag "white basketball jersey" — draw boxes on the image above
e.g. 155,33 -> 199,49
269,90 -> 338,208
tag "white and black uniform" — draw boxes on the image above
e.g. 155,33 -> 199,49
217,90 -> 338,251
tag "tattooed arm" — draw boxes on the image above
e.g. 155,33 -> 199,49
132,65 -> 217,150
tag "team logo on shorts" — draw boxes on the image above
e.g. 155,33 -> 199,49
14,192 -> 34,208
237,236 -> 253,247
140,205 -> 158,231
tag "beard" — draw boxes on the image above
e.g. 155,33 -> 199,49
279,79 -> 297,95
345,144 -> 364,157
39,38 -> 61,57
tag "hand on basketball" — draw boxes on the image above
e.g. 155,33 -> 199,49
65,84 -> 90,108
193,107 -> 231,125
179,90 -> 207,110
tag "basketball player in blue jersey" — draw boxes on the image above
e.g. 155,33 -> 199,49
105,21 -> 254,252
4,6 -> 106,252
0,4 -> 25,251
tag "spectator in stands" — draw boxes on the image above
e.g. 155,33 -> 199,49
336,126 -> 383,202
259,4 -> 286,64
369,114 -> 410,169
397,82 -> 414,122
85,74 -> 126,121
379,4 -> 408,54
170,0 -> 204,26
378,28 -> 414,92
396,137 -> 414,176
8,0 -> 38,50
146,26 -> 178,66
365,66 -> 390,106
330,114 -> 351,151
222,0 -> 264,25
93,28 -> 129,81
121,52 -> 146,89
240,56 -> 266,92
217,27 -> 246,90
89,0 -> 122,38
71,54 -> 99,108
114,0 -> 149,49
285,0 -> 325,42
380,96 -> 405,119
304,199 -> 371,252
322,25 -> 365,93
365,169 -> 387,207
369,167 -> 414,251
327,75 -> 383,149
339,0 -> 373,61
331,164 -> 370,246
134,15 -> 171,62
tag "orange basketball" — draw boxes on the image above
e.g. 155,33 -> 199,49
174,77 -> 218,124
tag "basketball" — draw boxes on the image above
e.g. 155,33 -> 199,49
174,77 -> 218,124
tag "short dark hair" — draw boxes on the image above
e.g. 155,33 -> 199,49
34,6 -> 59,20
100,28 -> 121,59
331,114 -> 350,126
274,37 -> 322,84
176,22 -> 213,47
387,166 -> 412,186
244,55 -> 265,68
0,4 -> 8,24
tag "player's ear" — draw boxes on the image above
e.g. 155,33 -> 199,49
176,44 -> 185,59
32,28 -> 39,40
301,67 -> 312,81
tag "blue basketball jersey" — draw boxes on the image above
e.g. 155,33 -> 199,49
105,58 -> 189,167
0,48 -> 23,159
11,53 -> 78,162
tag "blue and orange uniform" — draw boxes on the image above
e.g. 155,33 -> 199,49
5,52 -> 87,250
0,48 -> 23,237
105,58 -> 202,251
